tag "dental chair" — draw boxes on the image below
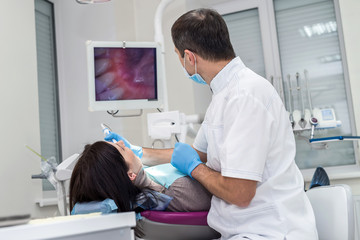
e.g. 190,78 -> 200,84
306,184 -> 355,240
139,211 -> 220,240
56,154 -> 220,240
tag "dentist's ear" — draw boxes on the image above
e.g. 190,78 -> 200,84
184,49 -> 196,66
128,172 -> 137,181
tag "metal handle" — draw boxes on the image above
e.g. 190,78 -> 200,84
31,174 -> 46,179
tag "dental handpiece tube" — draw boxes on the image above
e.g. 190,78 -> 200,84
101,124 -> 117,143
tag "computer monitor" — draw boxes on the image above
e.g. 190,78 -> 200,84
86,41 -> 164,111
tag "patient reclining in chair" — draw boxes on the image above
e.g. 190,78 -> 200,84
69,140 -> 211,217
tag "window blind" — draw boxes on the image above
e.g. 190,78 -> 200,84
35,0 -> 62,190
223,8 -> 266,78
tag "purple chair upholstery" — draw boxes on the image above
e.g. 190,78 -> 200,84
139,211 -> 221,239
140,211 -> 209,226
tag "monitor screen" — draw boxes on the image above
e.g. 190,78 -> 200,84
87,41 -> 164,111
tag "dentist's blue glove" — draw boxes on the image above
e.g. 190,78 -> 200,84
104,132 -> 143,159
171,142 -> 203,179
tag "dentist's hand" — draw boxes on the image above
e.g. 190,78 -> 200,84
171,142 -> 203,179
104,132 -> 143,159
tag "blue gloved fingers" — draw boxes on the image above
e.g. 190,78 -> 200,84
104,132 -> 120,142
171,142 -> 202,178
104,132 -> 130,148
104,132 -> 143,159
133,146 -> 143,159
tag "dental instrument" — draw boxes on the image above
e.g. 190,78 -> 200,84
304,70 -> 314,119
101,123 -> 117,143
309,117 -> 318,139
277,76 -> 285,104
304,70 -> 318,139
287,74 -> 295,128
296,72 -> 307,129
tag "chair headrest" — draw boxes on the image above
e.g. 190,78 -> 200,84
71,198 -> 118,215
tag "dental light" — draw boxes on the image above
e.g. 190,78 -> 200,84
76,0 -> 111,4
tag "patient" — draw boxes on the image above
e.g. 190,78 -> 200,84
69,140 -> 211,215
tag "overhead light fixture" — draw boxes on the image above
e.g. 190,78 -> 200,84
76,0 -> 111,4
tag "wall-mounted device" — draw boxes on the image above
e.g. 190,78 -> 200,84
86,41 -> 165,111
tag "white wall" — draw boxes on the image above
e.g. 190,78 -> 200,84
54,0 -> 140,159
339,0 -> 360,143
0,0 -> 43,218
0,0 -> 138,219
333,0 -> 360,193
133,0 -> 199,115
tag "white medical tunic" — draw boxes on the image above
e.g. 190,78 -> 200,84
193,57 -> 318,240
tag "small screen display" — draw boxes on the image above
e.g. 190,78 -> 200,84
93,47 -> 157,101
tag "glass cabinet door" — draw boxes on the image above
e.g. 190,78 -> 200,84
274,0 -> 356,168
223,8 -> 266,78
215,0 -> 357,169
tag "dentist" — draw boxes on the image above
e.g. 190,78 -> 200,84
106,8 -> 318,240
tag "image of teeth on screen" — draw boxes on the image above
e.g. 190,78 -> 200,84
94,47 -> 157,101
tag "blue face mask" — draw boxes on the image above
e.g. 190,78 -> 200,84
183,52 -> 207,85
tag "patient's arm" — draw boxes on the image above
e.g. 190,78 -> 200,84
165,176 -> 211,212
134,167 -> 165,193
141,147 -> 173,166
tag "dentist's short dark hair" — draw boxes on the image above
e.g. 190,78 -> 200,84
171,8 -> 236,61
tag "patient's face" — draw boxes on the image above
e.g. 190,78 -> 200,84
108,141 -> 142,175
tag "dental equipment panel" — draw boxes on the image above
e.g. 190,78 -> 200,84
147,111 -> 181,148
86,41 -> 165,111
271,70 -> 359,146
147,111 -> 202,148
312,108 -> 341,129
286,71 -> 317,132
278,71 -> 343,132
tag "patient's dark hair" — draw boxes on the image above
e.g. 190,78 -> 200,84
69,141 -> 141,213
